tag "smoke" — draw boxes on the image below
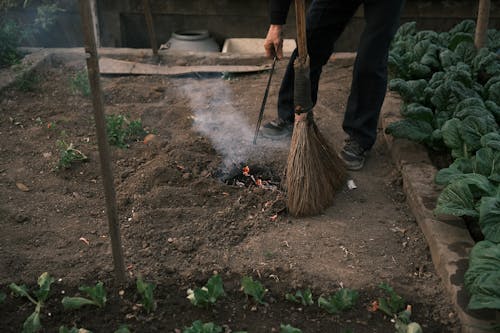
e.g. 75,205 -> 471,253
176,77 -> 287,170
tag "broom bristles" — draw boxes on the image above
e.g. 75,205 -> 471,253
285,113 -> 346,216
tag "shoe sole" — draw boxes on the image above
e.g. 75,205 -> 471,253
339,151 -> 365,171
259,129 -> 292,140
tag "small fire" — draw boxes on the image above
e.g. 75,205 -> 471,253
242,165 -> 250,176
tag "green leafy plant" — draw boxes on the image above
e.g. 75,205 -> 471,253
317,288 -> 359,314
106,114 -> 148,148
377,283 -> 406,317
285,288 -> 314,306
187,274 -> 225,307
241,276 -> 267,305
59,326 -> 92,333
183,320 -> 222,333
62,281 -> 107,310
57,140 -> 88,169
387,19 -> 500,312
70,69 -> 90,96
464,240 -> 500,310
9,272 -> 54,333
280,324 -> 302,333
137,276 -> 157,313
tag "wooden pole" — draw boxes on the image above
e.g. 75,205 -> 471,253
143,0 -> 159,58
295,0 -> 308,65
78,0 -> 126,283
474,0 -> 491,49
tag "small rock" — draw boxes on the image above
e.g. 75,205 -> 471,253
167,237 -> 174,243
15,214 -> 29,223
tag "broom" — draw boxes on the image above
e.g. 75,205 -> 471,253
285,0 -> 347,216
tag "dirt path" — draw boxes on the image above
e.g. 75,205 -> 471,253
0,54 -> 458,332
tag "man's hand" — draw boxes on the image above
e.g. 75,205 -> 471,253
264,24 -> 284,59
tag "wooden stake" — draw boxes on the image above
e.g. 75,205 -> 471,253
143,0 -> 159,58
295,0 -> 308,65
474,0 -> 491,49
78,0 -> 126,283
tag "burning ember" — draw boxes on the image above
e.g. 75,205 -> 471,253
233,165 -> 276,189
218,164 -> 280,190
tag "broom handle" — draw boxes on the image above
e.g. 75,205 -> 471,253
295,0 -> 308,65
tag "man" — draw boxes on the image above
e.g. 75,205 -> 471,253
261,0 -> 405,170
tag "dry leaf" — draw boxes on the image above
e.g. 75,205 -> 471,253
16,182 -> 29,192
143,133 -> 156,144
79,237 -> 90,245
270,214 -> 278,222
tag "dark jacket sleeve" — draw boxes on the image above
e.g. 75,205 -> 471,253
269,0 -> 292,25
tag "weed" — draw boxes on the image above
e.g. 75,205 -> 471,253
378,283 -> 405,317
285,288 -> 314,306
318,288 -> 359,314
13,68 -> 39,92
106,114 -> 148,148
59,327 -> 92,333
70,69 -> 90,96
9,272 -> 54,333
280,324 -> 302,333
57,140 -> 88,169
136,276 -> 156,313
183,320 -> 222,333
187,274 -> 225,307
241,276 -> 267,305
62,281 -> 107,310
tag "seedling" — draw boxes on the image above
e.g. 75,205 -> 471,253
9,272 -> 54,333
318,288 -> 359,314
137,276 -> 157,313
241,276 -> 267,305
57,140 -> 88,169
394,306 -> 423,333
285,288 -> 314,306
62,281 -> 107,310
187,274 -> 225,307
183,320 -> 222,333
106,114 -> 148,148
377,283 -> 405,316
70,69 -> 90,97
280,324 -> 302,333
59,326 -> 92,333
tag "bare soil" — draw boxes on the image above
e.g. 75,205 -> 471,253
0,53 -> 459,332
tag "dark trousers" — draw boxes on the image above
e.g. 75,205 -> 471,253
277,0 -> 405,150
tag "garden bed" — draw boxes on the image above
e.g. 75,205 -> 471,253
0,49 -> 458,332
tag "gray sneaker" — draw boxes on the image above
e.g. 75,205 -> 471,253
260,118 -> 293,139
340,138 -> 368,171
